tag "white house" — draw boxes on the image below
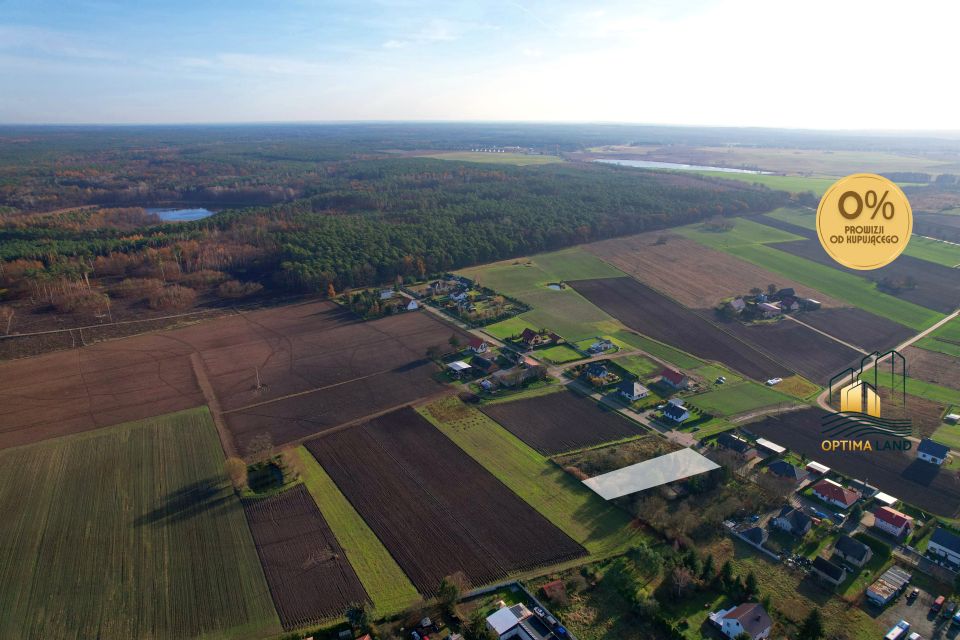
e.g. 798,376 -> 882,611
873,506 -> 913,538
812,478 -> 861,509
918,438 -> 949,465
486,604 -> 537,640
928,528 -> 960,567
618,380 -> 649,402
709,603 -> 772,640
405,300 -> 419,311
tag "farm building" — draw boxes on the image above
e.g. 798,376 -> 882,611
767,460 -> 807,483
773,505 -> 811,536
492,364 -> 546,388
866,566 -> 912,606
758,302 -> 781,318
618,380 -> 649,402
812,556 -> 847,586
874,492 -> 898,507
708,602 -> 772,640
662,400 -> 690,423
805,460 -> 830,475
917,438 -> 949,465
928,528 -> 960,567
379,289 -> 395,300
812,478 -> 861,509
726,298 -> 746,315
446,360 -> 472,378
658,368 -> 689,390
873,507 -> 913,538
716,433 -> 758,459
755,437 -> 785,456
834,535 -> 873,568
945,413 -> 960,424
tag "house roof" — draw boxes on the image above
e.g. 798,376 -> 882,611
447,360 -> 472,372
776,288 -> 796,298
919,438 -> 950,459
874,492 -> 897,506
755,437 -> 785,454
777,505 -> 811,530
619,380 -> 649,396
468,337 -> 487,349
519,328 -> 538,341
659,368 -> 686,385
812,478 -> 860,506
874,506 -> 913,530
724,603 -> 772,638
835,535 -> 871,562
812,556 -> 846,580
487,604 -> 529,635
663,403 -> 688,421
717,433 -> 752,454
805,460 -> 830,474
767,460 -> 807,481
741,526 -> 767,545
758,302 -> 781,312
931,528 -> 960,555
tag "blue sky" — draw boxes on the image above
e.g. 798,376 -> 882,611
1,0 -> 958,128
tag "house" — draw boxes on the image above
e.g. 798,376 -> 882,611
662,401 -> 690,424
812,478 -> 861,509
812,556 -> 847,586
588,339 -> 615,353
741,526 -> 768,547
584,362 -> 610,379
493,364 -> 546,389
709,603 -> 772,640
717,433 -> 758,459
758,301 -> 781,318
873,506 -> 913,538
379,289 -> 395,300
945,413 -> 960,424
928,528 -> 960,567
485,603 -> 553,640
767,460 -> 808,484
480,378 -> 496,392
866,566 -> 912,606
659,368 -> 689,390
446,360 -> 472,378
773,505 -> 812,536
405,300 -> 420,311
519,328 -> 556,348
450,291 -> 469,303
779,296 -> 801,312
917,438 -> 949,465
618,379 -> 649,402
467,337 -> 489,354
834,535 -> 873,568
727,297 -> 746,314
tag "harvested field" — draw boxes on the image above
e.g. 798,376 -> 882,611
915,212 -> 960,243
722,318 -> 861,383
480,388 -> 644,455
0,300 -> 470,452
584,232 -> 842,308
0,408 -> 279,640
570,277 -> 791,381
305,407 -> 586,595
790,307 -> 914,353
769,239 -> 960,314
243,485 -> 368,629
746,408 -> 960,516
902,346 -> 960,391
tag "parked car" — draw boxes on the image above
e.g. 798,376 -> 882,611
766,377 -> 783,386
907,588 -> 920,601
943,601 -> 956,618
533,606 -> 547,618
932,595 -> 945,612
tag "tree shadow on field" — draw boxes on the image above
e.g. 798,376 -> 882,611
902,459 -> 940,487
134,477 -> 235,527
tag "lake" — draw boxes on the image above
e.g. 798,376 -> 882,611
594,159 -> 772,174
147,207 -> 215,222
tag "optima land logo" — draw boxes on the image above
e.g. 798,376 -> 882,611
821,350 -> 913,452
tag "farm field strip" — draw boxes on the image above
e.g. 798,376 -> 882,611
296,447 -> 419,615
0,407 -> 279,640
419,397 -> 638,556
915,315 -> 960,357
305,407 -> 586,595
785,307 -> 914,354
480,388 -> 645,455
684,381 -> 796,417
242,485 -> 369,630
901,346 -> 960,392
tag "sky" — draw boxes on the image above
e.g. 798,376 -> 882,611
1,0 -> 959,129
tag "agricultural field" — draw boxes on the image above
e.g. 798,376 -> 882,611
480,388 -> 644,455
615,332 -> 703,369
570,277 -> 791,381
902,346 -> 960,391
304,407 -> 586,595
417,151 -> 564,165
684,381 -> 795,417
677,216 -> 806,248
583,230 -> 842,308
694,172 -> 837,195
746,408 -> 960,516
421,397 -> 639,556
0,299 -> 472,454
242,485 -> 368,630
613,354 -> 660,377
791,307 -> 914,354
915,315 -> 960,357
915,211 -> 960,243
0,407 -> 279,640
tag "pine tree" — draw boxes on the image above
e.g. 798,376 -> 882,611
799,608 -> 824,640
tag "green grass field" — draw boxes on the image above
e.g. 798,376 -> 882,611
418,151 -> 564,165
419,397 -> 639,556
482,315 -> 539,340
689,417 -> 736,439
677,217 -> 806,248
684,381 -> 794,417
611,331 -> 703,369
915,316 -> 960,357
296,448 -> 419,615
0,407 -> 279,640
537,343 -> 586,364
613,354 -> 661,378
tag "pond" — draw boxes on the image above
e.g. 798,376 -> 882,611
147,207 -> 215,221
594,159 -> 772,174
546,283 -> 563,291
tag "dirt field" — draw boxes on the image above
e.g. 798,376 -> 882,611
570,277 -> 791,381
480,389 -> 644,455
553,435 -> 682,477
915,212 -> 960,242
304,407 -> 586,595
242,485 -> 368,630
903,346 -> 960,391
584,232 -> 842,308
722,318 -> 862,383
745,408 -> 960,516
792,307 -> 914,354
0,300 -> 471,452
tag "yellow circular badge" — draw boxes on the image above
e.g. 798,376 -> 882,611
816,173 -> 912,270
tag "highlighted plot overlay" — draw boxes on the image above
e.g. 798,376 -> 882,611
583,448 -> 719,500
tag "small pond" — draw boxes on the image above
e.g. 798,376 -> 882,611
147,207 -> 215,221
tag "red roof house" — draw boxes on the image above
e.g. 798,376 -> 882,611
467,337 -> 489,353
659,368 -> 690,390
812,478 -> 861,509
873,506 -> 913,538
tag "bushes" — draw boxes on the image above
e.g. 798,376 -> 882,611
52,288 -> 110,315
180,269 -> 227,288
112,277 -> 164,298
217,279 -> 263,298
148,284 -> 197,310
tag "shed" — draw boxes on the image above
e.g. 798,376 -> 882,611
755,437 -> 785,455
805,460 -> 830,475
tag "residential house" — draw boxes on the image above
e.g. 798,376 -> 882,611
917,438 -> 949,465
767,460 -> 808,484
588,339 -> 615,353
519,328 -> 558,348
758,301 -> 782,318
379,289 -> 395,300
450,291 -> 469,303
741,526 -> 768,547
709,603 -> 772,640
584,362 -> 610,379
662,399 -> 690,424
659,368 -> 690,390
485,603 -> 553,640
834,535 -> 873,568
873,506 -> 913,539
773,505 -> 812,536
812,478 -> 861,509
928,528 -> 960,567
812,556 -> 847,586
716,433 -> 758,459
727,297 -> 746,315
467,337 -> 489,354
405,300 -> 420,311
618,379 -> 649,402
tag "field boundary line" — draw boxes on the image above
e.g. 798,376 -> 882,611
784,314 -> 868,355
190,352 -> 237,458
